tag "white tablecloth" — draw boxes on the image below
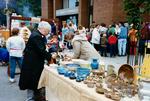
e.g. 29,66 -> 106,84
38,65 -> 139,101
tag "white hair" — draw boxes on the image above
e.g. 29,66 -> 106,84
38,21 -> 51,31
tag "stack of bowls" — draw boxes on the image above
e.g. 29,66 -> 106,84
76,67 -> 90,79
57,66 -> 67,75
138,79 -> 150,101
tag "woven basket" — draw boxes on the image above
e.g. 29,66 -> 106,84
118,64 -> 134,83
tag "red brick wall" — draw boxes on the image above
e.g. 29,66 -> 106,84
93,0 -> 114,26
93,0 -> 126,26
41,0 -> 49,18
113,0 -> 126,23
55,0 -> 62,10
41,0 -> 148,27
42,0 -> 54,19
79,0 -> 89,27
143,13 -> 150,22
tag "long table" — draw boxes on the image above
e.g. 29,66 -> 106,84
38,65 -> 139,101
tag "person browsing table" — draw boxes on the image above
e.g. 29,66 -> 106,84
19,21 -> 57,101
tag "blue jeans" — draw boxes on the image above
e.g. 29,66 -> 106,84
9,56 -> 23,78
118,39 -> 127,55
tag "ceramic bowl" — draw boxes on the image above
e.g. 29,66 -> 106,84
104,90 -> 112,98
87,81 -> 95,88
96,83 -> 102,88
69,72 -> 76,79
140,96 -> 150,101
66,63 -> 80,71
83,80 -> 88,84
139,81 -> 150,90
64,71 -> 71,77
111,93 -> 121,101
76,67 -> 90,78
92,70 -> 104,75
139,89 -> 150,96
57,66 -> 66,75
76,76 -> 84,82
96,87 -> 105,94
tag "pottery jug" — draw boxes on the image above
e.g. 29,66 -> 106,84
107,65 -> 115,76
138,78 -> 150,101
91,58 -> 99,70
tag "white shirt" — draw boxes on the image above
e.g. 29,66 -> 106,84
99,26 -> 108,33
91,28 -> 100,44
6,36 -> 25,57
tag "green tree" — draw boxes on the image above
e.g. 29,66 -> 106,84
124,0 -> 150,65
123,0 -> 150,30
28,0 -> 41,16
16,0 -> 41,16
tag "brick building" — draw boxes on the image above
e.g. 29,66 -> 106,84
93,0 -> 126,26
41,0 -> 149,27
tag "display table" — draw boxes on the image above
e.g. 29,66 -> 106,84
38,65 -> 139,101
38,65 -> 113,101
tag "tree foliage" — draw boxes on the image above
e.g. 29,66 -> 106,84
28,0 -> 41,16
16,0 -> 41,17
123,0 -> 150,29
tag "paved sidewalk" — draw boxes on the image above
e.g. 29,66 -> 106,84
0,65 -> 26,101
100,56 -> 127,72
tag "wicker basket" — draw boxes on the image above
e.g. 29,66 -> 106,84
118,64 -> 134,83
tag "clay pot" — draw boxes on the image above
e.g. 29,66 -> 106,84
105,74 -> 117,84
96,87 -> 105,94
109,92 -> 120,100
111,94 -> 121,101
104,90 -> 112,98
87,81 -> 95,88
92,70 -> 104,76
83,80 -> 89,84
96,83 -> 102,88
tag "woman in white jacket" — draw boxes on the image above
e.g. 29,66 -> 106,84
6,28 -> 25,83
91,24 -> 100,51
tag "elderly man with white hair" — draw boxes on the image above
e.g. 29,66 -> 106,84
19,21 -> 56,101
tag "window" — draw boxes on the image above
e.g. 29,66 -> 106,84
69,0 -> 76,8
63,0 -> 77,9
63,0 -> 69,9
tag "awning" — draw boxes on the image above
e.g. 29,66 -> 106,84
56,7 -> 78,16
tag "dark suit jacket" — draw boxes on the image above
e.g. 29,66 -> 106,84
19,30 -> 51,90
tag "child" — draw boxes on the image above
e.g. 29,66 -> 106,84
47,35 -> 59,53
100,32 -> 107,56
108,32 -> 117,57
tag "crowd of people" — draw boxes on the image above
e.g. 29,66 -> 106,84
60,21 -> 150,58
0,19 -> 149,101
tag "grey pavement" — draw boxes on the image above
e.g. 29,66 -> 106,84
0,65 -> 26,101
0,56 -> 127,101
99,56 -> 127,72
